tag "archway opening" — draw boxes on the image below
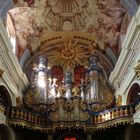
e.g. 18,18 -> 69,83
127,83 -> 140,105
0,85 -> 12,106
0,124 -> 15,140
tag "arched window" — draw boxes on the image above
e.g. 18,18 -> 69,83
127,83 -> 140,105
0,85 -> 12,106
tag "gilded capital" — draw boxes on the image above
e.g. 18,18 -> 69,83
134,60 -> 140,79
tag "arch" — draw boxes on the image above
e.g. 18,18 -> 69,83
0,85 -> 12,106
126,83 -> 140,105
0,124 -> 15,140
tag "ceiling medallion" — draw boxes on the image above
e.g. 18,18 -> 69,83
44,38 -> 90,69
61,40 -> 77,60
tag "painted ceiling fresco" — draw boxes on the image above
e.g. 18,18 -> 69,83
6,0 -> 130,80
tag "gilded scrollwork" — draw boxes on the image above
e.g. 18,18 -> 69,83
116,95 -> 122,106
57,85 -> 66,97
72,86 -> 80,96
23,89 -> 34,107
49,96 -> 89,122
16,97 -> 23,107
80,111 -> 89,121
0,105 -> 5,113
23,88 -> 47,113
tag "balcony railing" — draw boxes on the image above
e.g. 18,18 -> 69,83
3,103 -> 135,133
93,105 -> 135,124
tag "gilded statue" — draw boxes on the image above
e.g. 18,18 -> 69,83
24,89 -> 34,106
72,86 -> 79,96
16,97 -> 23,107
116,95 -> 122,106
57,85 -> 66,97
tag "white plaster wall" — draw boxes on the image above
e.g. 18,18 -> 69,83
133,110 -> 140,123
109,6 -> 140,105
0,17 -> 28,106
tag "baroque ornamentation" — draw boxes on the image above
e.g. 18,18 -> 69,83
7,0 -> 126,64
6,103 -> 134,133
116,95 -> 122,106
44,0 -> 92,30
44,38 -> 91,69
134,60 -> 140,79
23,51 -> 114,115
16,97 -> 23,107
49,96 -> 89,122
0,105 -> 5,113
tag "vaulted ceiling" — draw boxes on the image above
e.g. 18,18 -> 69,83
6,0 -> 130,80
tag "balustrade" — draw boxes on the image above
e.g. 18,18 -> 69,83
93,105 -> 135,124
5,104 -> 135,125
6,107 -> 46,125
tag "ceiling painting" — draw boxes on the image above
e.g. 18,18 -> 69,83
5,0 -> 129,79
23,32 -> 113,82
